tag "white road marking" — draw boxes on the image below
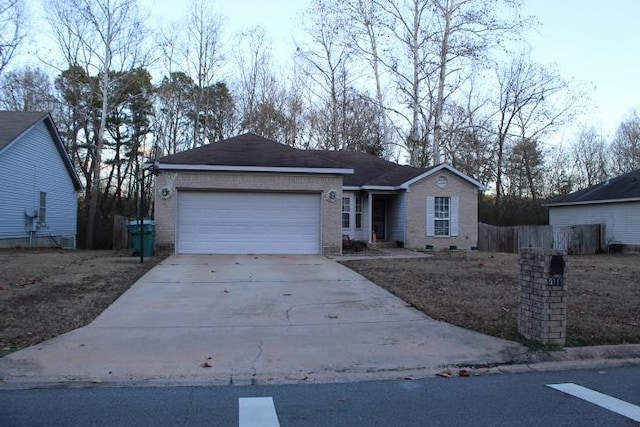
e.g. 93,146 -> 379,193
239,397 -> 280,427
547,383 -> 640,422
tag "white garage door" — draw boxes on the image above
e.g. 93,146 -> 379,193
177,191 -> 321,254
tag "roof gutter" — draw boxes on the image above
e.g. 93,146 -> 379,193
342,185 -> 403,191
544,197 -> 640,207
156,163 -> 354,175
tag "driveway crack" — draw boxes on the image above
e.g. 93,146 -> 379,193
251,342 -> 264,384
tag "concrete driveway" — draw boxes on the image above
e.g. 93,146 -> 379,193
0,255 -> 526,385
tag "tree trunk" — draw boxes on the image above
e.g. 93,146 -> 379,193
432,0 -> 453,166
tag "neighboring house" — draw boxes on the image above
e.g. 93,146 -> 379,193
0,111 -> 82,249
546,169 -> 640,250
154,133 -> 486,255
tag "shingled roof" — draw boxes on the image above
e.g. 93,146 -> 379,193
546,168 -> 640,206
157,133 -> 486,189
158,133 -> 350,170
310,149 -> 425,186
0,111 -> 82,190
0,111 -> 50,150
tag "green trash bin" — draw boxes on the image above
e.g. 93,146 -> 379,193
127,220 -> 155,257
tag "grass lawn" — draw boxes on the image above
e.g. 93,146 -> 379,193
341,251 -> 640,347
0,249 -> 164,355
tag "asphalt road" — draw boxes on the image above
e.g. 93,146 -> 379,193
1,367 -> 639,426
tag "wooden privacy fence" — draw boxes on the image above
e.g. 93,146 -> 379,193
478,223 -> 604,255
112,215 -> 131,250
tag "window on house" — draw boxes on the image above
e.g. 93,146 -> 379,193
38,191 -> 47,224
355,197 -> 363,229
434,196 -> 450,236
342,197 -> 351,228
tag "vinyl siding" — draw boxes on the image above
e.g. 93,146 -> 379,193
0,121 -> 78,240
388,192 -> 405,242
549,202 -> 640,245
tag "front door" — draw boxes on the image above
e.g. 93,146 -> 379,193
373,198 -> 386,240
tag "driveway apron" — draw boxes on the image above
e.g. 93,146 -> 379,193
0,255 -> 526,385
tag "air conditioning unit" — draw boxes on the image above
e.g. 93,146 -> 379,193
60,236 -> 76,249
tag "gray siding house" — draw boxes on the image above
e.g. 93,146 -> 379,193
154,134 -> 486,255
0,112 -> 82,248
546,168 -> 640,250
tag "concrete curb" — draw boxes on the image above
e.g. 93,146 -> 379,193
2,344 -> 638,389
456,344 -> 640,377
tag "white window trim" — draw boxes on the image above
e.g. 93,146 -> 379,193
38,191 -> 47,225
342,197 -> 351,229
427,196 -> 459,237
434,196 -> 450,236
342,194 -> 363,231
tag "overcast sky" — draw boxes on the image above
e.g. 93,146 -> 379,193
142,0 -> 639,138
20,0 -> 640,140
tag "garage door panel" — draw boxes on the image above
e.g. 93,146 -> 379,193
177,192 -> 321,254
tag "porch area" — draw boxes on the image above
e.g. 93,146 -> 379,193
341,191 -> 406,246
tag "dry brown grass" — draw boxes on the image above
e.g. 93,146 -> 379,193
342,251 -> 640,347
0,249 -> 163,355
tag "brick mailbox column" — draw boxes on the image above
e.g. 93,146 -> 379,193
518,248 -> 568,346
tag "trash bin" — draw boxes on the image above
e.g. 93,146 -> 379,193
127,220 -> 155,257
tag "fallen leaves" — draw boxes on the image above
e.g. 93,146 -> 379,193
437,368 -> 473,378
458,369 -> 470,377
436,369 -> 452,378
200,357 -> 213,368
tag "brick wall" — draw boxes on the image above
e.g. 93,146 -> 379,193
518,248 -> 568,346
154,170 -> 343,255
405,170 -> 479,250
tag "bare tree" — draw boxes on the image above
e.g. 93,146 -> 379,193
545,144 -> 574,196
440,82 -> 495,185
610,110 -> 640,174
0,0 -> 26,75
0,66 -> 57,111
374,0 -> 434,166
429,0 -> 528,164
491,55 -> 576,205
181,0 -> 224,147
297,0 -> 355,150
48,0 -> 148,248
505,137 -> 545,198
335,0 -> 393,157
233,26 -> 281,135
570,126 -> 609,189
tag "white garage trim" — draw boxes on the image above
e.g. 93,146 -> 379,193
177,191 -> 321,254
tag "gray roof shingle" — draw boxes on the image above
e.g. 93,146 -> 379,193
0,111 -> 82,190
158,133 -> 350,170
309,149 -> 427,186
0,111 -> 49,150
158,133 -> 434,187
157,133 -> 488,189
547,169 -> 640,205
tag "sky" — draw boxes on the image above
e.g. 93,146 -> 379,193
141,0 -> 640,139
19,0 -> 640,140
520,0 -> 640,138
